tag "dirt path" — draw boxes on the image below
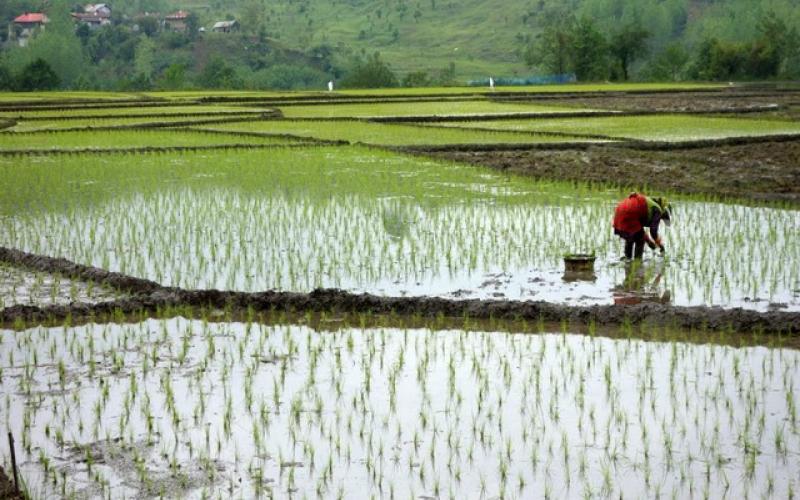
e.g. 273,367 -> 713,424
427,139 -> 800,204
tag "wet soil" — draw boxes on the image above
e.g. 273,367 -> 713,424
496,88 -> 800,117
414,88 -> 800,204
57,438 -> 223,499
427,139 -> 800,204
1,247 -> 799,334
0,468 -> 22,500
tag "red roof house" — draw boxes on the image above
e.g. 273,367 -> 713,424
13,13 -> 48,24
164,10 -> 190,32
9,13 -> 49,46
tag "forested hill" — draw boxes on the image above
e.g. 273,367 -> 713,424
0,0 -> 798,90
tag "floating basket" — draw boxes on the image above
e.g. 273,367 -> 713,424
563,253 -> 596,273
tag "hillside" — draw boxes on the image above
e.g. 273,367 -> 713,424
145,0 -> 800,78
0,0 -> 798,89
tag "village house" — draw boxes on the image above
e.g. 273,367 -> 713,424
164,10 -> 190,32
8,13 -> 48,47
72,3 -> 112,30
211,20 -> 239,33
84,4 -> 112,17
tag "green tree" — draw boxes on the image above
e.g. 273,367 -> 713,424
6,0 -> 86,87
525,16 -> 575,74
241,0 -> 266,36
158,63 -> 187,89
689,38 -> 746,80
646,42 -> 688,81
198,57 -> 242,88
431,62 -> 457,86
609,24 -> 649,80
249,63 -> 327,90
745,40 -> 779,79
0,65 -> 14,90
17,58 -> 60,90
134,36 -> 156,80
755,12 -> 799,77
570,17 -> 608,81
185,12 -> 200,39
402,70 -> 430,87
340,52 -> 398,88
124,72 -> 153,91
137,16 -> 160,37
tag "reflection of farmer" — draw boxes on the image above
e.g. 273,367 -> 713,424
612,260 -> 671,305
612,193 -> 672,259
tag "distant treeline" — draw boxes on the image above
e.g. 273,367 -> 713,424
0,0 -> 798,90
524,8 -> 798,82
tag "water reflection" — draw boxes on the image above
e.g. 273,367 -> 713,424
612,259 -> 671,305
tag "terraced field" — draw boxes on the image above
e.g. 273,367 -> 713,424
428,114 -> 800,141
1,84 -> 799,499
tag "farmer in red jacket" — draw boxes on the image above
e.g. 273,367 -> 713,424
613,193 -> 672,259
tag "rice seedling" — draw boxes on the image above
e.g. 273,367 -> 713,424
194,119 -> 597,145
0,129 -> 300,151
0,105 -> 266,119
1,147 -> 795,311
0,88 -> 797,499
0,264 -> 122,308
328,82 -> 722,97
427,114 -> 800,141
5,114 -> 267,132
278,100 -> 591,118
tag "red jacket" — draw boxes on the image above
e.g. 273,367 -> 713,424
613,193 -> 649,235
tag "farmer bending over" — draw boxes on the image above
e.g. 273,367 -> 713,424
612,193 -> 672,259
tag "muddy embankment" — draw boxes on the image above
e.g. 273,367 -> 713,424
423,137 -> 800,204
1,247 -> 799,334
493,88 -> 800,115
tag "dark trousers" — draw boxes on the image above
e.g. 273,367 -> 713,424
616,229 -> 645,259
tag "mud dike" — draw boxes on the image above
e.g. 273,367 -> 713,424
1,246 -> 798,334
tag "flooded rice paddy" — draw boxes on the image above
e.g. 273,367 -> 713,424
2,87 -> 800,500
0,264 -> 123,309
1,147 -> 797,311
2,316 -> 798,498
427,114 -> 800,141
